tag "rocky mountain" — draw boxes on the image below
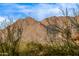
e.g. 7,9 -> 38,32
0,16 -> 79,48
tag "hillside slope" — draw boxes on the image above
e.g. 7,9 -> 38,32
0,16 -> 79,47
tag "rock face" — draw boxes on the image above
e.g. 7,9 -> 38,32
0,16 -> 79,46
19,17 -> 48,44
0,17 -> 49,45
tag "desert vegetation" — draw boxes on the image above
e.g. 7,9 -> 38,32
1,7 -> 79,56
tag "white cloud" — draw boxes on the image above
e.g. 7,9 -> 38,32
0,3 -> 78,21
0,16 -> 16,29
0,16 -> 6,22
31,4 -> 61,20
0,16 -> 15,24
20,9 -> 33,13
59,3 -> 78,9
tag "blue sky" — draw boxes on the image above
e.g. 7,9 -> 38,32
0,3 -> 79,22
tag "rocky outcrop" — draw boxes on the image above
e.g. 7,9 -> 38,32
0,16 -> 79,46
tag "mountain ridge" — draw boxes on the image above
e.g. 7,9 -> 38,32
0,16 -> 79,46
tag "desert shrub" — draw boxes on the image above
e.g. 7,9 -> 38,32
15,42 -> 79,56
0,21 -> 23,56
